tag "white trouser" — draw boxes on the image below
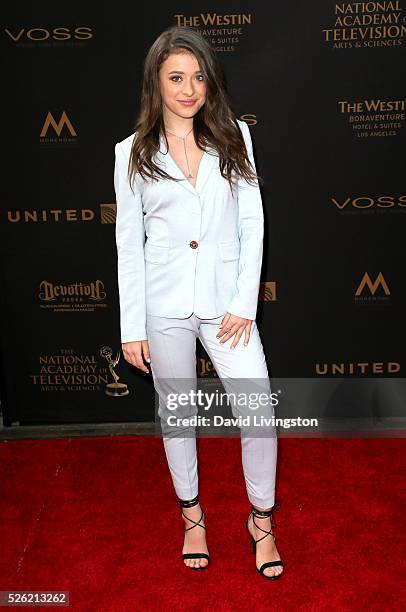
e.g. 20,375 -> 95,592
146,312 -> 277,509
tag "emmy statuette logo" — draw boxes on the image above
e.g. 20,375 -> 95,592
100,346 -> 129,397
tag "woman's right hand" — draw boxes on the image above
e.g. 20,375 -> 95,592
122,340 -> 151,374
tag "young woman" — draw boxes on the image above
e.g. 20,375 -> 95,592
113,25 -> 283,579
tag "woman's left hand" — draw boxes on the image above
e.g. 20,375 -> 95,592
216,312 -> 252,348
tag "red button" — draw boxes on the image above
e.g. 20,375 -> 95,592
190,240 -> 198,249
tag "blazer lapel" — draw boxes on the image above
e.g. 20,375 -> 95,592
195,146 -> 218,195
155,133 -> 218,199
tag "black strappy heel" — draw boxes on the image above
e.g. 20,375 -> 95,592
177,493 -> 210,570
246,503 -> 284,580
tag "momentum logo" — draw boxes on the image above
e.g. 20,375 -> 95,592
40,112 -> 77,137
354,272 -> 391,302
40,111 -> 77,145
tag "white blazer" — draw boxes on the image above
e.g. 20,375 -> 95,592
114,118 -> 264,343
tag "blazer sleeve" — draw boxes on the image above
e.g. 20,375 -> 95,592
114,141 -> 147,342
226,120 -> 264,321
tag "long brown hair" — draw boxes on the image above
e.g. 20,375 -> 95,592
127,25 -> 262,193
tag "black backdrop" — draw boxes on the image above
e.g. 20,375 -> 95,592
1,2 -> 405,426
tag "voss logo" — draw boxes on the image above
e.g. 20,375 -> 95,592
331,195 -> 406,210
4,27 -> 93,42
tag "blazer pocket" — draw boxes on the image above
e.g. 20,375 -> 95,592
219,240 -> 240,262
144,242 -> 169,264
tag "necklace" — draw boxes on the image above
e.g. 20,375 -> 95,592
164,125 -> 194,178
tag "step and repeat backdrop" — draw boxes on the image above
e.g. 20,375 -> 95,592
1,2 -> 405,426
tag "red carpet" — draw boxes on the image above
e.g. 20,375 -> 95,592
0,435 -> 405,611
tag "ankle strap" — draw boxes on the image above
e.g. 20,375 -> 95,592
250,499 -> 280,519
177,493 -> 199,508
251,506 -> 272,519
